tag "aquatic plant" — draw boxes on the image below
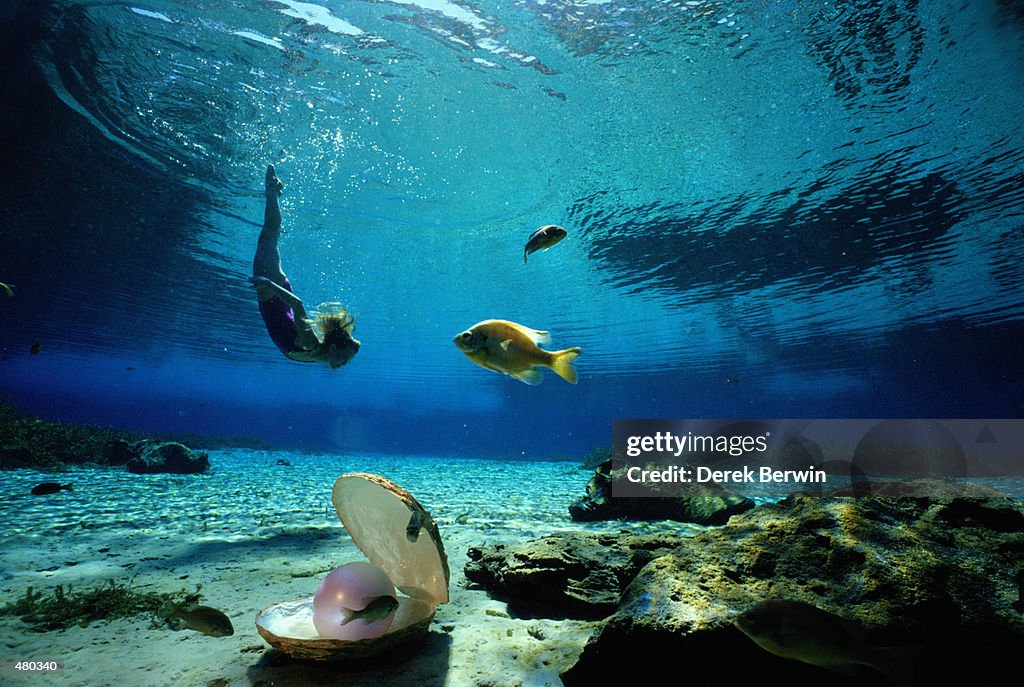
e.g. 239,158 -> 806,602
0,579 -> 201,631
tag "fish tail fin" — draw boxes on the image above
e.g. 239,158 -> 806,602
64,483 -> 73,492
337,607 -> 354,626
872,645 -> 923,685
550,347 -> 582,384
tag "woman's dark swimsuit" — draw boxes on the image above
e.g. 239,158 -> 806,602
258,277 -> 309,357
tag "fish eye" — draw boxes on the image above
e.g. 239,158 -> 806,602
460,332 -> 472,341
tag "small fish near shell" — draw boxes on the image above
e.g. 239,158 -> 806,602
338,595 -> 399,627
158,601 -> 234,637
523,225 -> 567,263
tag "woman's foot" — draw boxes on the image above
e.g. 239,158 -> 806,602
266,164 -> 284,196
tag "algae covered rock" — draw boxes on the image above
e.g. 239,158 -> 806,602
126,441 -> 210,474
561,489 -> 1024,686
569,459 -> 755,524
464,531 -> 684,619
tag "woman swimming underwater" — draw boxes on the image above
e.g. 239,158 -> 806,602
251,164 -> 359,369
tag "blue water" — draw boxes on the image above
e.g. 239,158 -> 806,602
0,0 -> 1022,456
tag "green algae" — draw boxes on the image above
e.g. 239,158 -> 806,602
1,579 -> 201,631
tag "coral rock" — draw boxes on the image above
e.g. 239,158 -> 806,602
126,442 -> 210,474
465,531 -> 684,619
562,488 -> 1024,686
569,459 -> 755,525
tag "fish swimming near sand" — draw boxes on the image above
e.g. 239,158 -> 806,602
523,225 -> 567,263
31,482 -> 73,496
339,595 -> 398,626
158,601 -> 234,637
734,599 -> 919,684
453,319 -> 581,385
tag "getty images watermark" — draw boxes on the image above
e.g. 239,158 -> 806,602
611,419 -> 1023,498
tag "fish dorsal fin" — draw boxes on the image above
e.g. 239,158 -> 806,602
515,326 -> 550,346
511,368 -> 544,385
489,321 -> 548,346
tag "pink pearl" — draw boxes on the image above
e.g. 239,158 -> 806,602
312,561 -> 397,640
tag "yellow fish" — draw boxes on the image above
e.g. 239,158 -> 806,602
453,319 -> 581,385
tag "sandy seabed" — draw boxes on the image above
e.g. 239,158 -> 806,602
0,450 -> 676,687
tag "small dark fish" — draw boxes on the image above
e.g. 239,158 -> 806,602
523,225 -> 567,263
30,341 -> 41,355
339,595 -> 398,626
159,601 -> 234,637
734,599 -> 919,683
31,482 -> 73,496
406,510 -> 426,542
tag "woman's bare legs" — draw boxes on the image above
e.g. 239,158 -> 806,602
253,164 -> 287,284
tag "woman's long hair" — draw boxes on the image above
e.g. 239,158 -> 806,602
307,302 -> 355,346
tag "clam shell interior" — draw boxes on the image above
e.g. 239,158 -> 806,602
256,595 -> 436,660
332,472 -> 450,604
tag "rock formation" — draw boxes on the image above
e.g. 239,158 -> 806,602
569,459 -> 755,524
561,486 -> 1024,685
465,531 -> 684,619
126,441 -> 210,474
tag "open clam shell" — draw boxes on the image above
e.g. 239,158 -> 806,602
255,473 -> 449,660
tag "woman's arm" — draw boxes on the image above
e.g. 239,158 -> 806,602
251,276 -> 300,307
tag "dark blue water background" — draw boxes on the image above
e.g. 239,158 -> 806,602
1,0 -> 1022,457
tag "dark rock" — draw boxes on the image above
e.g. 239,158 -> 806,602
0,444 -> 34,469
569,459 -> 755,525
580,446 -> 612,470
464,531 -> 684,619
126,442 -> 209,474
562,491 -> 1024,686
102,438 -> 137,466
